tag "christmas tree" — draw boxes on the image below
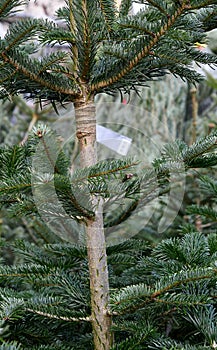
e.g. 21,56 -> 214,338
0,0 -> 217,349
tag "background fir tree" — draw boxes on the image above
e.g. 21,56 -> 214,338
0,0 -> 217,349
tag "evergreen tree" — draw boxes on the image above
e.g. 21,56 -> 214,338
0,0 -> 217,349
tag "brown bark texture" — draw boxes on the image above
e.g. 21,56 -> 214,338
75,100 -> 112,350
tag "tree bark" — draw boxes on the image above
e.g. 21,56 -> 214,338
74,98 -> 112,350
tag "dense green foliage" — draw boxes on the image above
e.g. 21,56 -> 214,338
0,128 -> 217,348
1,0 -> 217,349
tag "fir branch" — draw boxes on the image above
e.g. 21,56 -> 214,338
40,28 -> 75,47
0,263 -> 54,278
110,267 -> 217,314
4,19 -> 41,51
187,205 -> 217,221
91,2 -> 188,92
182,132 -> 217,165
189,0 -> 217,10
118,0 -> 132,17
26,308 -> 91,322
148,338 -> 207,349
0,0 -> 24,18
98,0 -> 117,32
36,133 -> 59,174
71,159 -> 138,183
104,198 -> 139,228
0,178 -> 31,196
145,0 -> 169,16
79,0 -> 91,81
199,175 -> 217,195
54,174 -> 95,219
67,0 -> 79,75
0,51 -> 81,100
107,239 -> 149,255
118,20 -> 156,38
37,53 -> 69,75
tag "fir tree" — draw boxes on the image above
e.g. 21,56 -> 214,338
0,0 -> 217,349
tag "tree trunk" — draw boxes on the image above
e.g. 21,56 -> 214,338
74,98 -> 112,350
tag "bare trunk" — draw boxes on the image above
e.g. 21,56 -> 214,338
74,99 -> 112,350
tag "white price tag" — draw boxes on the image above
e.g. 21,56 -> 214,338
96,125 -> 132,156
